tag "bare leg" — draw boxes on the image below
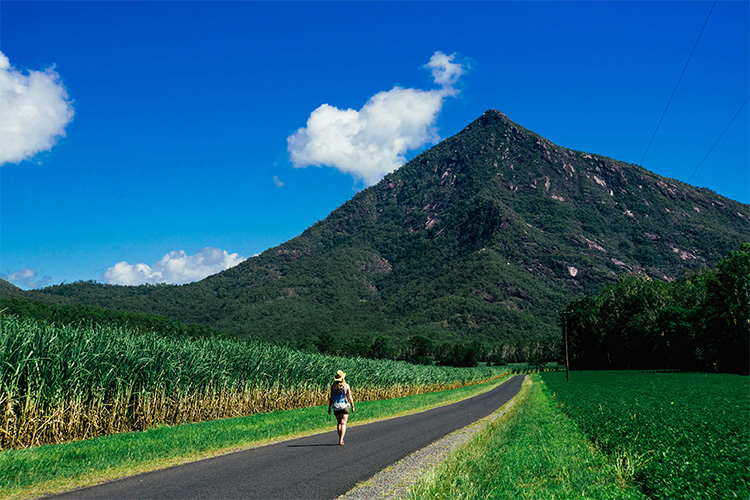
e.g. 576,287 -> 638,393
338,414 -> 348,445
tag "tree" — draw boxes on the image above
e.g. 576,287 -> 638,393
405,335 -> 433,365
367,336 -> 394,360
341,336 -> 369,358
315,332 -> 337,355
437,341 -> 480,367
701,243 -> 750,374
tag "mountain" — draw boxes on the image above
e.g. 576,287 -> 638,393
7,110 -> 749,348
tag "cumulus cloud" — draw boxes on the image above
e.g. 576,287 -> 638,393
104,247 -> 246,286
273,175 -> 284,187
2,268 -> 51,289
0,51 -> 75,166
288,51 -> 467,186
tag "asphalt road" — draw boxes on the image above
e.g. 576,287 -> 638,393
51,375 -> 524,500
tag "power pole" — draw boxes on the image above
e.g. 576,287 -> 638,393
563,310 -> 570,382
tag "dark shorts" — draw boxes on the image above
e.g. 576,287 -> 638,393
333,406 -> 350,416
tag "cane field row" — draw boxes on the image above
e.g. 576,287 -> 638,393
542,371 -> 749,499
0,375 -> 512,500
409,374 -> 647,500
0,313 -> 508,450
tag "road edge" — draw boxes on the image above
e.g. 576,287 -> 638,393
337,375 -> 531,500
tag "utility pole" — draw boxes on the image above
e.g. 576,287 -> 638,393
564,311 -> 570,383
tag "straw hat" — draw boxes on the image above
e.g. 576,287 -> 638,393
334,370 -> 346,381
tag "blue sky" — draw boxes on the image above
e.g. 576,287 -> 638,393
1,1 -> 748,288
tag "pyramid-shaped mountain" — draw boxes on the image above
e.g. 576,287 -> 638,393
9,110 -> 749,346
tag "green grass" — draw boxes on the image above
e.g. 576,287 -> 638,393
0,375 -> 510,500
542,371 -> 750,499
408,374 -> 646,500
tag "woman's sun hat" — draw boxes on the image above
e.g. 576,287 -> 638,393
334,370 -> 346,381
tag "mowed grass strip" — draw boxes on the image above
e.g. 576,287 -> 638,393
408,374 -> 646,500
542,371 -> 750,500
0,375 -> 510,500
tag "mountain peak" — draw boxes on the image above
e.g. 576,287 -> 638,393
462,109 -> 516,133
481,108 -> 507,120
446,109 -> 550,158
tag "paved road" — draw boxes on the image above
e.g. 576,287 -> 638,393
52,375 -> 524,500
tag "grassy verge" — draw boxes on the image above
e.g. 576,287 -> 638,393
0,374 -> 510,499
407,374 -> 647,500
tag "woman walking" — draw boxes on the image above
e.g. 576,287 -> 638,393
328,370 -> 354,445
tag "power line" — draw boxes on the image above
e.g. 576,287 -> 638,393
686,96 -> 749,184
640,0 -> 718,165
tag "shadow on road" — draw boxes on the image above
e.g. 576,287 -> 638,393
287,443 -> 338,448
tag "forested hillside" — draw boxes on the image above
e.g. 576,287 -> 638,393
5,110 -> 748,350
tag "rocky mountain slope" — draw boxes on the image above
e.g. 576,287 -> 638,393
6,110 -> 748,346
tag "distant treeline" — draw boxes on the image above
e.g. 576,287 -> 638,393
308,331 -> 559,368
564,244 -> 749,374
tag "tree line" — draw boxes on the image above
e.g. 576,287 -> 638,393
563,244 -> 749,374
310,331 -> 559,368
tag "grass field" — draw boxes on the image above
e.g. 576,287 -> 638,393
0,313 -> 506,449
542,371 -> 750,499
408,374 -> 646,499
0,376 -> 511,500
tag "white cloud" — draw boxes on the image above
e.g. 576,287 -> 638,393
273,175 -> 284,187
2,268 -> 51,289
287,51 -> 467,186
0,51 -> 75,166
425,51 -> 466,88
103,247 -> 246,286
